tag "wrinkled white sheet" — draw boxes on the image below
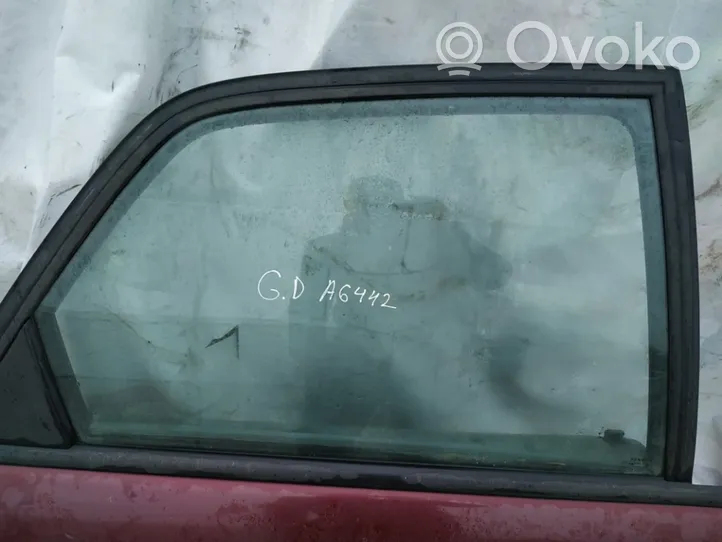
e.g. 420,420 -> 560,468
2,0 -> 722,483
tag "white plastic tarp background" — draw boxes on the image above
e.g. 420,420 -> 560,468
2,0 -> 722,481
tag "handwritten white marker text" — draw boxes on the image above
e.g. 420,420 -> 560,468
257,270 -> 397,309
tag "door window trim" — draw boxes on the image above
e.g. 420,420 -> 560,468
0,64 -> 699,496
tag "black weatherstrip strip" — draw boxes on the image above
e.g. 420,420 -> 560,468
1,445 -> 721,507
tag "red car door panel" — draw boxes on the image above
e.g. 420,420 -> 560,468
4,464 -> 722,542
0,64 -> 714,541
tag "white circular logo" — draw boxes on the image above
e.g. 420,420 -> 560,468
436,22 -> 483,65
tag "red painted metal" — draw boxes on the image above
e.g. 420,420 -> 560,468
1,464 -> 721,541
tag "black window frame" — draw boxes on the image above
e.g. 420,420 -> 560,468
0,63 -> 703,505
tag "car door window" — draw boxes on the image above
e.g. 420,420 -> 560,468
0,65 -> 698,489
32,94 -> 664,475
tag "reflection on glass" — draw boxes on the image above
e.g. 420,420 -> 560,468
289,175 -> 513,435
36,97 -> 665,475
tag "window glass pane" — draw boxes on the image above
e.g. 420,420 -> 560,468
36,97 -> 665,475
